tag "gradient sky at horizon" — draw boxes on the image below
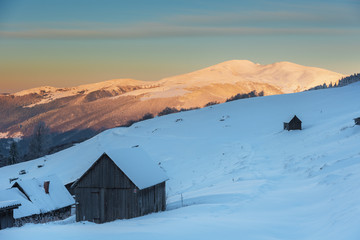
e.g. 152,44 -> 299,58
0,0 -> 359,93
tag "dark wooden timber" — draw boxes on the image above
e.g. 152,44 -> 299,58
284,115 -> 302,131
354,117 -> 360,125
0,203 -> 21,230
72,153 -> 166,223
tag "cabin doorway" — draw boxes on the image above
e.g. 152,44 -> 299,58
91,191 -> 101,223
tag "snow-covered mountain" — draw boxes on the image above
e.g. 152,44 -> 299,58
0,60 -> 343,142
0,81 -> 359,239
156,60 -> 343,93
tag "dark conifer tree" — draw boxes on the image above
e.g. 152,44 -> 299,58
28,121 -> 51,160
9,141 -> 18,165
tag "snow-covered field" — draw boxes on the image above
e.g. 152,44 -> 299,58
1,83 -> 360,239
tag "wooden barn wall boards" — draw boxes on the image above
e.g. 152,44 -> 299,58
0,201 -> 21,230
284,115 -> 302,131
72,149 -> 167,224
354,117 -> 360,125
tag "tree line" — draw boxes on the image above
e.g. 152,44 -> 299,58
1,121 -> 51,167
307,73 -> 360,91
226,90 -> 264,102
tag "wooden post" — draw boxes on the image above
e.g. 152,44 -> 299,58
44,181 -> 50,194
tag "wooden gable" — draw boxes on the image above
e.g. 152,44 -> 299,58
74,153 -> 137,189
73,152 -> 167,223
289,115 -> 302,125
284,115 -> 302,131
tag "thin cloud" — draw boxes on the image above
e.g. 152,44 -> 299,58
168,10 -> 360,26
1,5 -> 358,41
0,24 -> 357,40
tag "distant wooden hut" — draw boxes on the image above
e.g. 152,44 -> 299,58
354,117 -> 360,125
71,148 -> 168,223
284,115 -> 302,131
0,200 -> 20,230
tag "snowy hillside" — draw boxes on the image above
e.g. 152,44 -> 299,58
0,60 -> 343,142
13,60 -> 344,101
1,82 -> 360,240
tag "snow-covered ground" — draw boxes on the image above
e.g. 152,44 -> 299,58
1,82 -> 360,239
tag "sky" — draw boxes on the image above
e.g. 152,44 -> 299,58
0,0 -> 359,93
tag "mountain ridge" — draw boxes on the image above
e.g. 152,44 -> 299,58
0,60 -> 345,161
12,60 -> 344,99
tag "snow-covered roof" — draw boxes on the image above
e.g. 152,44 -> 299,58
0,200 -> 21,211
0,141 -> 169,191
1,175 -> 75,219
106,147 -> 168,189
0,188 -> 40,219
75,147 -> 168,190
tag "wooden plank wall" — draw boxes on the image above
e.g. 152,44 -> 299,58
77,155 -> 135,189
289,121 -> 301,130
0,210 -> 14,230
75,154 -> 166,223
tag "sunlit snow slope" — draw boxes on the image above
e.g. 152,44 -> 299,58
1,83 -> 360,240
1,60 -> 343,139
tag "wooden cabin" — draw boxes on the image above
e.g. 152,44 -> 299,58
284,115 -> 302,131
72,148 -> 168,223
0,175 -> 74,226
0,200 -> 20,230
354,117 -> 360,125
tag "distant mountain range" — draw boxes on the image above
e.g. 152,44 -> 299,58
0,60 -> 344,151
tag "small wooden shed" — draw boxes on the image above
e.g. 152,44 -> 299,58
284,115 -> 302,131
0,200 -> 21,230
354,117 -> 360,125
72,148 -> 168,223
